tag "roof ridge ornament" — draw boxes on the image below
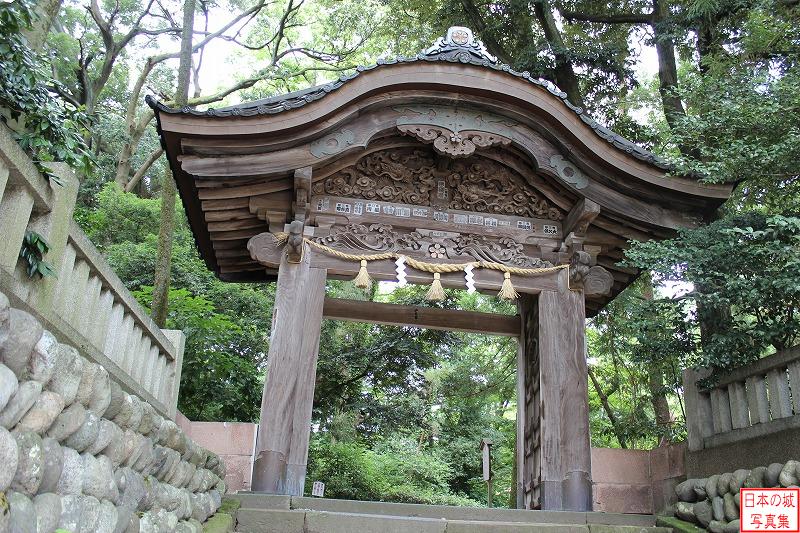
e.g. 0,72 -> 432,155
422,26 -> 497,64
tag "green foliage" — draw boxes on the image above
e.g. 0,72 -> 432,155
132,286 -> 263,422
306,434 -> 481,506
0,0 -> 93,180
626,214 -> 800,373
19,231 -> 55,279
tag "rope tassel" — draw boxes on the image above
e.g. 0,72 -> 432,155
353,259 -> 372,289
498,272 -> 519,300
426,273 -> 445,300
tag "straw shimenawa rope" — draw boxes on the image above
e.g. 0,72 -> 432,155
272,232 -> 569,299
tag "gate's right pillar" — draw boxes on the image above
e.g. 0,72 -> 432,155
518,289 -> 592,511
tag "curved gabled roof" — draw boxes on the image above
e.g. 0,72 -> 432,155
147,26 -> 668,170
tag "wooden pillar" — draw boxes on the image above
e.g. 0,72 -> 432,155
251,244 -> 326,495
517,290 -> 592,511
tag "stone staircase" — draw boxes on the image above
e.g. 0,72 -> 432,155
228,493 -> 672,533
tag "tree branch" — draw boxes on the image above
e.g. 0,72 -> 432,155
125,148 -> 164,192
560,9 -> 653,25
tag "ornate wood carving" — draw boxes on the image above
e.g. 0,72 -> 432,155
312,148 -> 562,221
313,223 -> 552,268
568,250 -> 613,296
395,105 -> 516,158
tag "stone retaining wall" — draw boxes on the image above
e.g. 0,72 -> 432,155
0,291 -> 227,532
672,460 -> 800,532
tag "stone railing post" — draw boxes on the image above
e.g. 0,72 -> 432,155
27,162 -> 79,311
161,329 -> 186,419
683,367 -> 714,452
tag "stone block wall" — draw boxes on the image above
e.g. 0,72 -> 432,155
0,291 -> 227,533
672,460 -> 800,531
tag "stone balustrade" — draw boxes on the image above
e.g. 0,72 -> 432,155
0,124 -> 183,418
684,347 -> 800,453
0,290 -> 226,532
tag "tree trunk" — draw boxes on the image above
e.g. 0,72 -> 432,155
23,0 -> 63,51
651,0 -> 686,131
150,0 -> 195,327
532,0 -> 585,108
641,272 -> 673,446
588,366 -> 627,448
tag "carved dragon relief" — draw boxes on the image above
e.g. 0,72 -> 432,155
312,148 -> 563,221
314,223 -> 552,268
395,105 -> 516,158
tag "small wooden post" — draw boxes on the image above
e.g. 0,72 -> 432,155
251,242 -> 326,495
481,438 -> 493,508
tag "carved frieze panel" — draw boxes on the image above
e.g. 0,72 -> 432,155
395,105 -> 517,158
312,147 -> 562,221
314,223 -> 552,268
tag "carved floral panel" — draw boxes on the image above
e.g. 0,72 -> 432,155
311,147 -> 562,221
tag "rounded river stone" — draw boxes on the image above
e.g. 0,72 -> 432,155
103,381 -> 126,420
113,394 -> 144,431
717,472 -> 733,496
745,466 -> 767,488
116,466 -> 147,511
706,475 -> 720,499
133,437 -> 155,474
33,492 -> 62,533
56,446 -> 83,495
712,495 -> 725,521
730,469 -> 750,493
780,460 -> 800,487
64,410 -> 100,452
82,452 -> 118,501
101,421 -> 127,466
47,344 -> 83,406
14,390 -> 64,435
11,430 -> 44,496
95,498 -> 118,533
28,330 -> 59,384
0,425 -> 19,491
38,437 -> 64,494
688,496 -> 709,523
0,380 -> 41,429
78,495 -> 101,533
723,492 -> 738,521
46,401 -> 87,442
675,478 -> 698,502
88,365 -> 111,416
114,506 -> 135,533
75,361 -> 101,407
725,519 -> 741,533
1,308 -> 43,379
7,490 -> 36,533
708,520 -> 725,533
57,494 -> 83,532
0,363 -> 18,412
85,417 -> 116,456
766,463 -> 783,486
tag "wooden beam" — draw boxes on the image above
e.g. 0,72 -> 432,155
322,297 -> 520,336
563,198 -> 600,237
248,233 -> 568,295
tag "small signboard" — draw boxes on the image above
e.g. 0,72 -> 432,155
480,438 -> 492,481
311,481 -> 325,498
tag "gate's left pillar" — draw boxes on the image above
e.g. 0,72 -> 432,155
251,244 -> 326,495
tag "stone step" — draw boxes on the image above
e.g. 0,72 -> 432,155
229,493 -> 669,532
234,508 -> 672,533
